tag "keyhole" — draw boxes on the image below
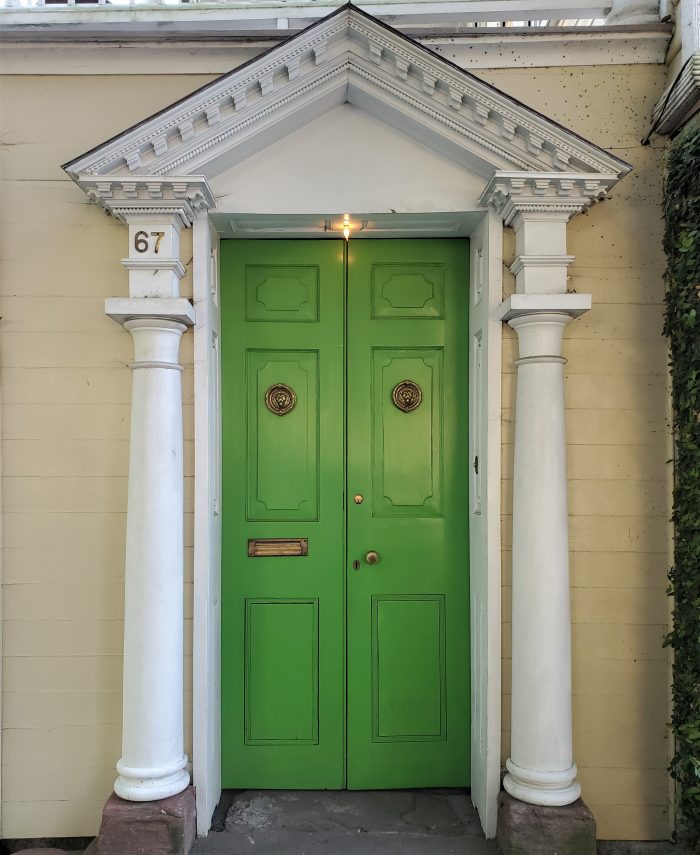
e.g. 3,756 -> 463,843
352,560 -> 361,571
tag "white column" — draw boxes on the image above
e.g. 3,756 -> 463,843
105,208 -> 198,801
115,316 -> 190,800
503,308 -> 581,806
480,173 -> 616,809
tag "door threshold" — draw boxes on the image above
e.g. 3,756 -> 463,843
199,789 -> 496,854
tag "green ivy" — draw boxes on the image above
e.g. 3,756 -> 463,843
663,124 -> 700,848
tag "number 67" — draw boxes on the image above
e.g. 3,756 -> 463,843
134,231 -> 165,254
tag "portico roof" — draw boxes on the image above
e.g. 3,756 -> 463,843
63,2 -> 630,219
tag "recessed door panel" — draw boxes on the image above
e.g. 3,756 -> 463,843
246,349 -> 319,521
371,262 -> 445,318
245,264 -> 320,322
372,347 -> 443,516
372,595 -> 446,741
245,599 -> 319,745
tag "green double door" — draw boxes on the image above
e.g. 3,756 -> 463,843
221,239 -> 470,790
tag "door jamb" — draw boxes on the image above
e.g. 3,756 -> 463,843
192,212 -> 503,837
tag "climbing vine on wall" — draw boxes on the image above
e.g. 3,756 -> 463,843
663,124 -> 700,848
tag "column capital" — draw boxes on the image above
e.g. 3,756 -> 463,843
479,172 -> 618,227
105,296 -> 196,327
498,294 -> 591,322
75,175 -> 215,228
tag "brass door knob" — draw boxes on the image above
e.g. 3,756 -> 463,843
365,551 -> 379,565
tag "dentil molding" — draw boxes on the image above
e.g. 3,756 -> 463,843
77,176 -> 215,225
63,4 -> 630,198
479,172 -> 620,223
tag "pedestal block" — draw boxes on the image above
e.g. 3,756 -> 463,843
96,788 -> 196,855
496,792 -> 596,855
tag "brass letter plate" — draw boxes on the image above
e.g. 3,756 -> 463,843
248,538 -> 308,557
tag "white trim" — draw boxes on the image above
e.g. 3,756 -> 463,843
650,52 -> 700,136
498,293 -> 592,319
63,7 -> 630,185
0,28 -> 670,74
105,296 -> 196,326
468,208 -> 503,837
605,0 -> 660,24
191,208 -> 503,837
0,1 -> 616,37
193,214 -> 222,837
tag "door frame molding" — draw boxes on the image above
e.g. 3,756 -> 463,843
192,209 -> 503,837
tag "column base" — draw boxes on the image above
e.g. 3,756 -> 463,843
96,787 -> 196,855
115,756 -> 190,802
504,758 -> 581,806
497,792 -> 596,855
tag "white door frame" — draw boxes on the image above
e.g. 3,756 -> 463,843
191,208 -> 504,837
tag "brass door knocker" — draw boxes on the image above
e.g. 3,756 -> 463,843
265,383 -> 297,416
392,380 -> 422,413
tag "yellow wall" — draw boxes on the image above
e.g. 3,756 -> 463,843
0,62 -> 670,840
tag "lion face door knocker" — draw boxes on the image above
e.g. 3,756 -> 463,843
265,383 -> 297,416
391,380 -> 422,413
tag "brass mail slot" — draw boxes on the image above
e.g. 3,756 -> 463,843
248,538 -> 308,557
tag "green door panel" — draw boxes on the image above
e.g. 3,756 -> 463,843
221,237 -> 469,790
221,240 -> 346,788
346,239 -> 470,788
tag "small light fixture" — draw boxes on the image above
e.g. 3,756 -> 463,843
342,214 -> 351,241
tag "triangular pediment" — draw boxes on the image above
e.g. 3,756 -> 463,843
64,3 -> 629,204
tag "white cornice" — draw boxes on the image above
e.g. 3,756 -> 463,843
63,5 -> 630,192
0,28 -> 671,74
479,172 -> 619,223
0,2 -> 616,38
650,53 -> 700,136
77,176 -> 216,225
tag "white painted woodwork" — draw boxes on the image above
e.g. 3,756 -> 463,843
0,1 -> 618,38
124,218 -> 185,298
192,212 -> 222,836
652,53 -> 700,134
606,0 -> 660,24
111,313 -> 190,801
484,175 -> 594,807
63,8 -> 630,188
503,308 -> 581,805
210,105 -> 486,214
468,209 -> 503,838
0,29 -> 671,76
64,4 -> 632,835
104,204 -> 201,802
